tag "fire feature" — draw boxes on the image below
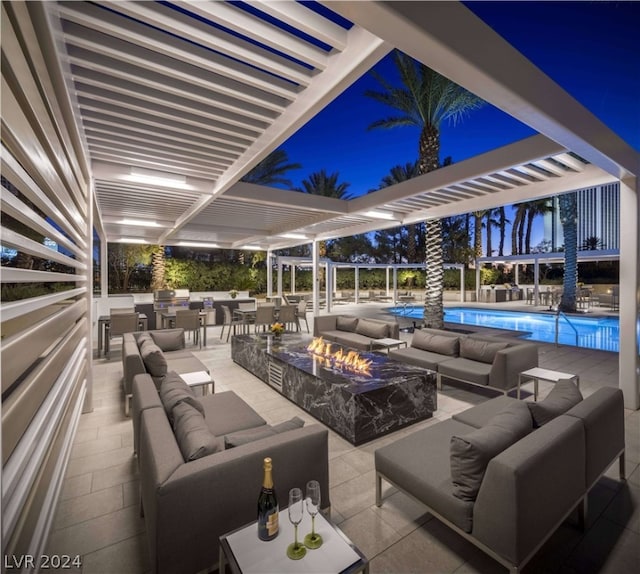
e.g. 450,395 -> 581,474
307,337 -> 372,375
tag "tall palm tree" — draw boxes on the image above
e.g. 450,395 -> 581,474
524,200 -> 553,253
366,51 -> 484,328
472,210 -> 487,259
241,149 -> 301,187
485,208 -> 501,258
558,192 -> 578,312
377,162 -> 420,261
150,245 -> 167,290
497,206 -> 509,256
511,202 -> 528,255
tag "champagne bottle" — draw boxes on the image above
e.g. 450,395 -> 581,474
257,457 -> 279,541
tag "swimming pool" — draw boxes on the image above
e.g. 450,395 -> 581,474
388,306 -> 620,352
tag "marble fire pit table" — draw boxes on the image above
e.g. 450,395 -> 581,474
231,334 -> 437,445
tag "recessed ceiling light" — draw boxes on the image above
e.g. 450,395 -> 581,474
118,218 -> 161,227
117,238 -> 147,244
279,233 -> 308,239
364,209 -> 395,220
178,241 -> 220,248
241,245 -> 262,250
123,167 -> 191,190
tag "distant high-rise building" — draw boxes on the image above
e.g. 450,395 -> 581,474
544,181 -> 620,251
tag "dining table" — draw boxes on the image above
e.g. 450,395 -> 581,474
97,313 -> 148,358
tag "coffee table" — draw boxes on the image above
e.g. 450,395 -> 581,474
219,509 -> 368,574
518,367 -> 580,401
180,370 -> 215,396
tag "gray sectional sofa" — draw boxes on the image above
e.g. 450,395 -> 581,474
313,314 -> 399,350
389,327 -> 538,396
133,372 -> 330,574
375,383 -> 626,573
122,328 -> 208,415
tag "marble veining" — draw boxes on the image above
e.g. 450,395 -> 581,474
231,334 -> 437,445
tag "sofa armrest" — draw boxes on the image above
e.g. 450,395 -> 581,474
122,334 -> 146,395
132,373 -> 163,456
472,416 -> 585,566
489,343 -> 538,391
152,425 -> 330,574
313,315 -> 337,336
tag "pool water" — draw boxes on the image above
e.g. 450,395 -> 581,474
389,306 -> 619,352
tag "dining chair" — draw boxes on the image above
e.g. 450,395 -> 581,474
278,304 -> 297,332
296,300 -> 310,333
220,305 -> 244,342
105,312 -> 139,359
254,305 -> 275,334
110,307 -> 135,314
175,309 -> 201,348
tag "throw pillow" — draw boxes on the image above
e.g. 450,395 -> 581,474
224,416 -> 305,449
450,401 -> 533,501
411,330 -> 459,356
150,329 -> 184,352
355,318 -> 389,339
159,371 -> 205,419
459,338 -> 509,364
528,379 -> 583,427
336,316 -> 359,332
140,340 -> 168,377
172,402 -> 222,462
136,332 -> 153,347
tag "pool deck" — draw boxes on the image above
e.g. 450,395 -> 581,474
325,299 -> 620,394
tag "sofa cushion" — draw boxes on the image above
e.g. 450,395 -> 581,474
336,316 -> 359,332
411,330 -> 459,356
151,330 -> 184,352
159,371 -> 205,419
388,347 -> 455,371
450,401 -> 533,501
140,340 -> 168,377
439,358 -> 492,386
136,332 -> 153,347
355,318 -> 389,339
528,379 -> 583,427
201,391 -> 267,436
172,402 -> 222,461
459,338 -> 509,364
224,416 -> 305,448
452,395 -> 518,429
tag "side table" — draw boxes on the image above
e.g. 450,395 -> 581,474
518,367 -> 580,401
219,509 -> 368,574
180,370 -> 215,396
369,337 -> 408,353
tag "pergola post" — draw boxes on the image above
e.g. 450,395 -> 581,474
312,241 -> 319,318
291,265 -> 296,295
619,177 -> 639,409
475,264 -> 481,302
326,263 -> 333,314
534,258 -> 540,305
392,267 -> 398,303
460,266 -> 465,303
266,252 -> 273,298
277,258 -> 283,300
354,267 -> 360,303
386,267 -> 390,296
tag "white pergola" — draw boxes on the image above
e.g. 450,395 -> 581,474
46,1 -> 638,407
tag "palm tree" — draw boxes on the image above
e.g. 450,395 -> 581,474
558,192 -> 578,312
484,208 -> 501,258
377,162 -> 421,261
296,169 -> 352,199
511,202 -> 528,255
472,210 -> 487,259
524,200 -> 553,254
580,236 -> 605,250
241,149 -> 301,187
497,206 -> 509,256
150,245 -> 167,290
366,51 -> 484,327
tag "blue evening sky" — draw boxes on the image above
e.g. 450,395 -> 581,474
280,1 -> 639,203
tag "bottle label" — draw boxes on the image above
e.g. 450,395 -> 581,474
266,510 -> 279,536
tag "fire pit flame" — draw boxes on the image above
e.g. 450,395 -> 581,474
307,337 -> 372,375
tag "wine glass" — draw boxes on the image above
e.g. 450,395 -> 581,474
286,488 -> 306,560
304,480 -> 323,549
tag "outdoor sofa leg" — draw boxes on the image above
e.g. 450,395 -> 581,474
620,451 -> 626,480
436,373 -> 442,391
578,496 -> 588,531
376,472 -> 382,507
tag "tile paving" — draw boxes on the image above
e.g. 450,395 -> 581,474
46,302 -> 639,573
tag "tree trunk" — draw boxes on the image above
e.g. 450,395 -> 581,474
407,224 -> 416,262
485,212 -> 493,258
559,193 -> 578,312
473,213 -> 483,258
423,218 -> 444,328
517,210 -> 526,255
151,245 -> 166,291
511,208 -> 523,255
525,210 -> 535,254
419,124 -> 444,329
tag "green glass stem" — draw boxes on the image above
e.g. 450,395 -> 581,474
311,515 -> 315,537
294,524 -> 298,549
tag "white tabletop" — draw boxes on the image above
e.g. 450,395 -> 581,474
180,371 -> 212,386
520,367 -> 577,381
225,509 -> 363,574
372,337 -> 405,346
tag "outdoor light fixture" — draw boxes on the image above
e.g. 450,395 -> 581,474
124,167 -> 191,189
279,233 -> 308,239
118,218 -> 161,227
117,237 -> 147,244
178,241 -> 220,248
241,245 -> 262,250
364,209 -> 395,220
